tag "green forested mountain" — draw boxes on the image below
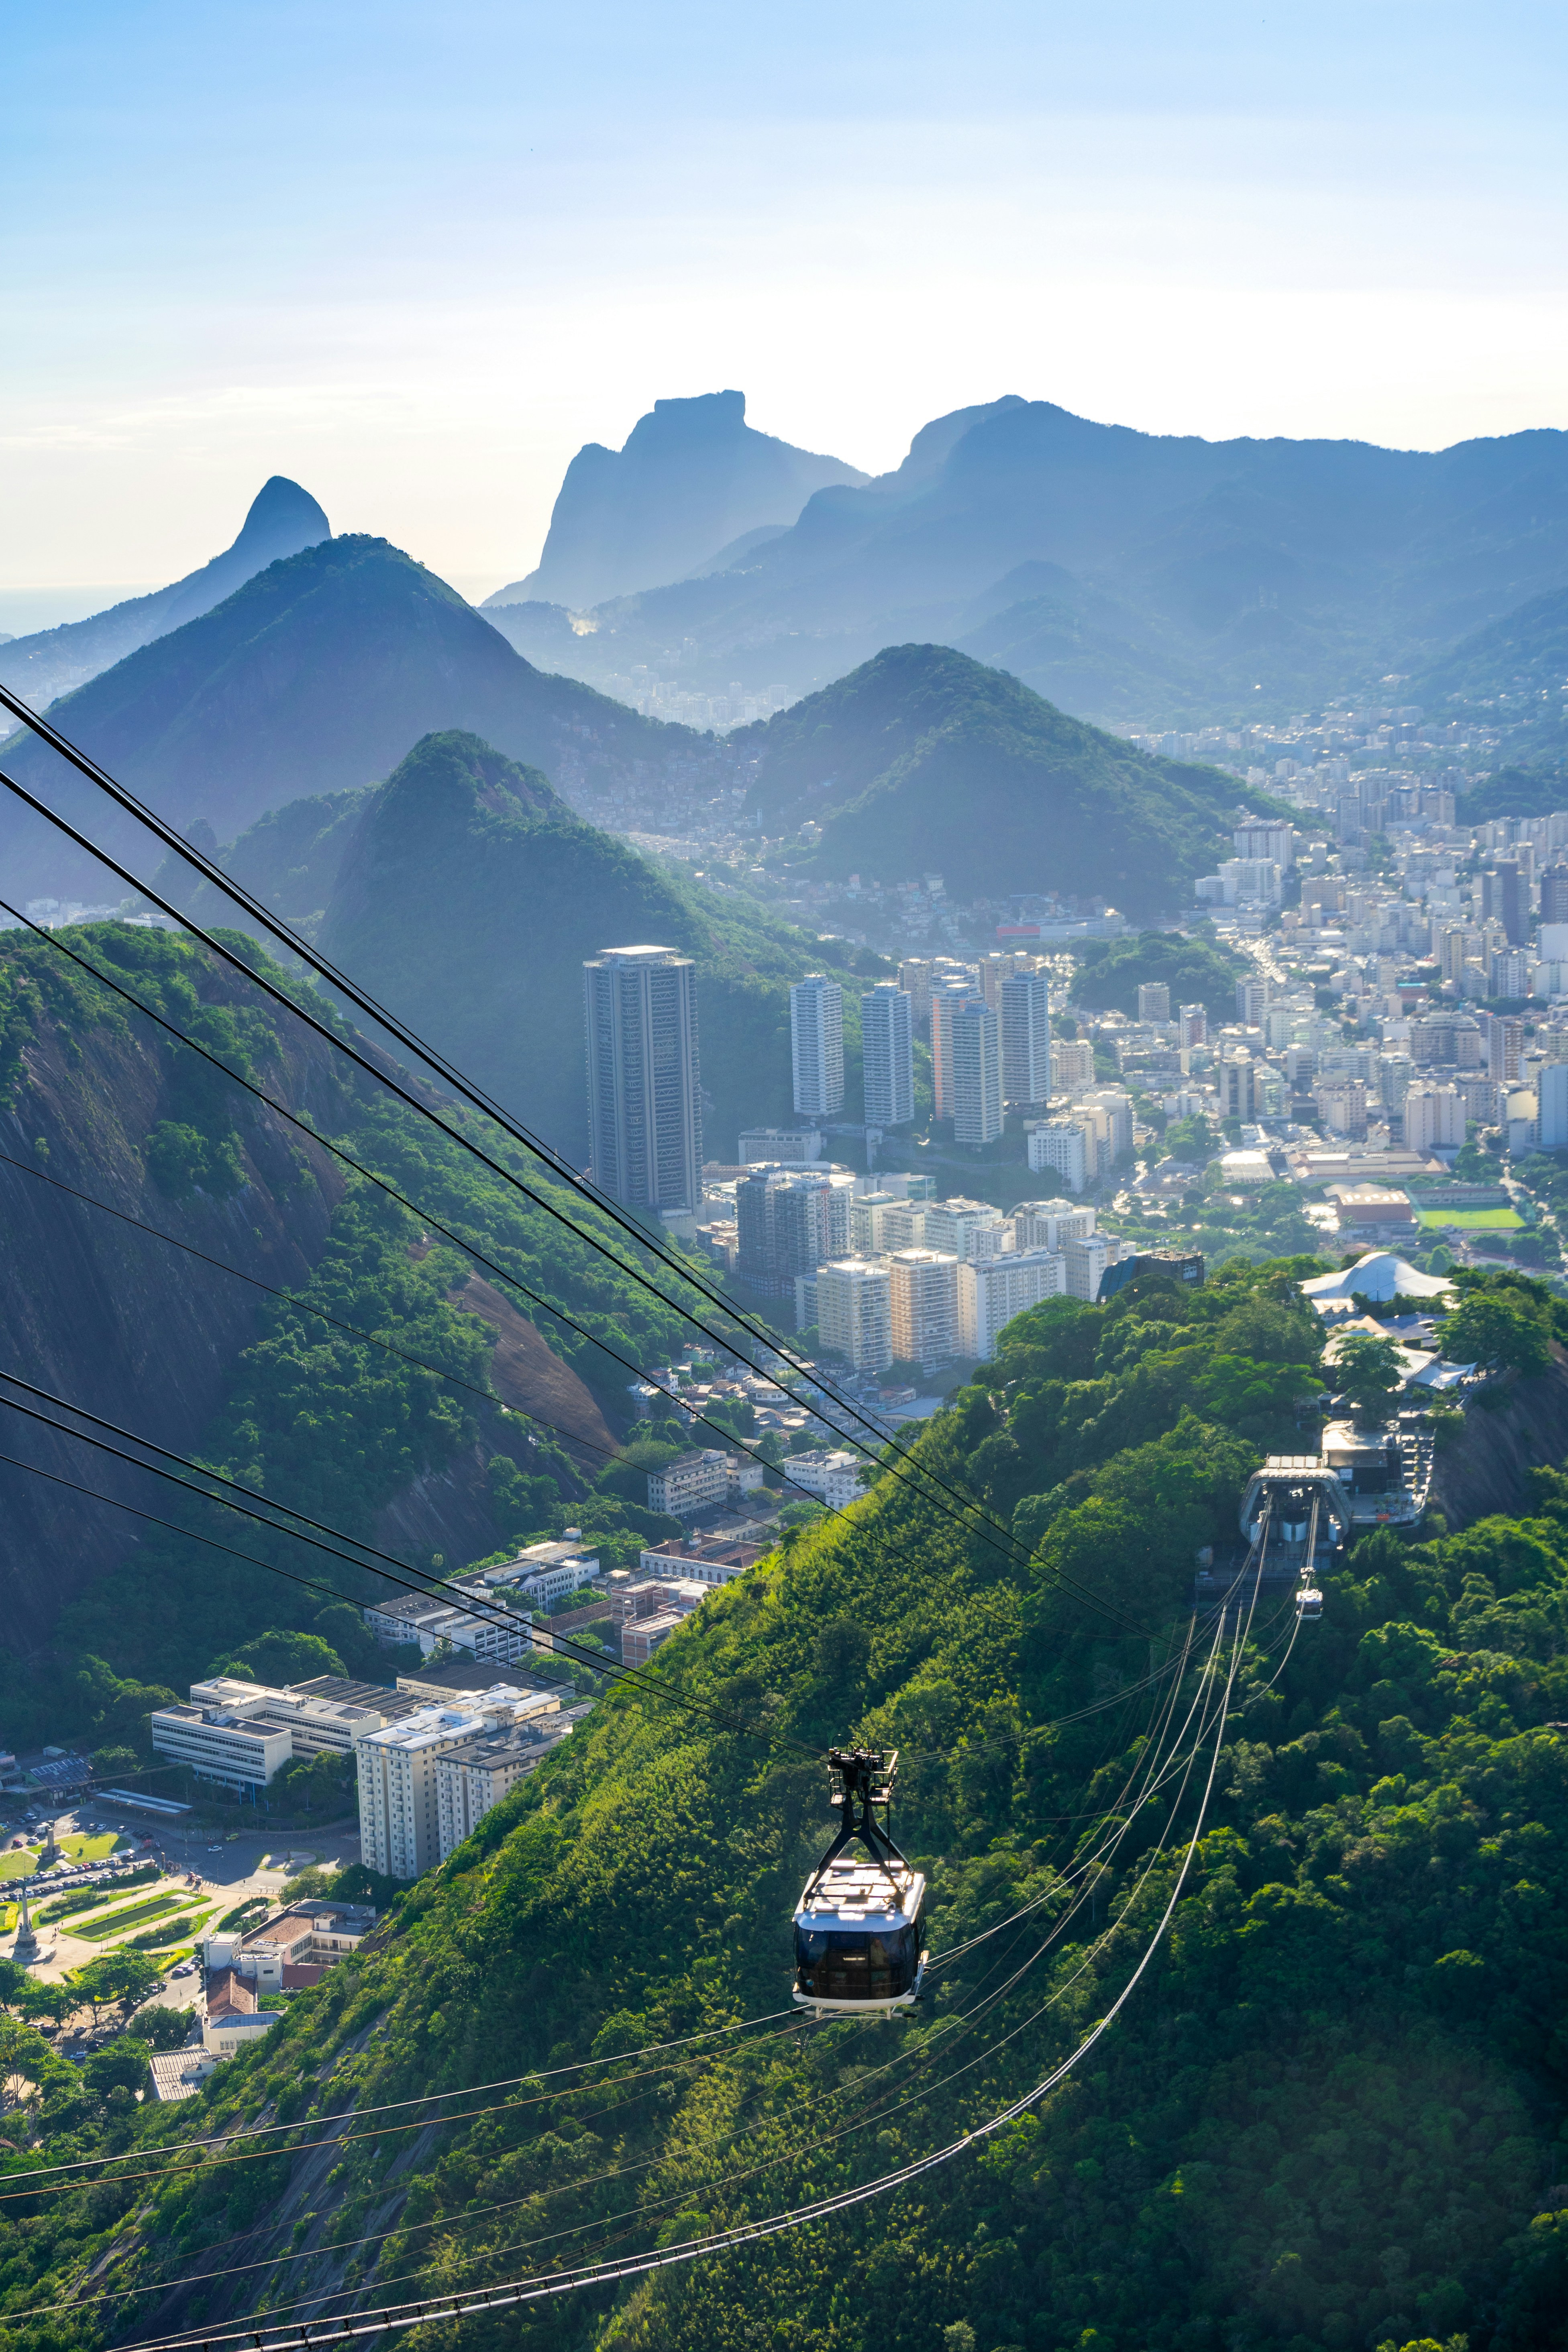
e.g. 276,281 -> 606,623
15,1262 -> 1568,2352
0,918 -> 703,1732
1412,584 -> 1568,785
0,535 -> 703,903
745,646 -> 1263,912
312,730 -> 879,1159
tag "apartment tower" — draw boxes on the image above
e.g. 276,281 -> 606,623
790,975 -> 845,1119
950,1000 -> 1003,1146
583,946 -> 702,1214
861,982 -> 914,1127
1000,970 -> 1050,1111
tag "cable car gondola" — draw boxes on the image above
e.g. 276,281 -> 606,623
793,1748 -> 927,2012
1296,1583 -> 1323,1620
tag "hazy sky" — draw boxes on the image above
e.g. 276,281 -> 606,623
4,0 -> 1566,610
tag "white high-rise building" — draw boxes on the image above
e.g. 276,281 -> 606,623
816,1258 -> 893,1374
1541,1062 -> 1568,1150
957,1249 -> 1067,1358
861,982 -> 914,1127
1063,1233 -> 1115,1302
1234,821 -> 1296,870
887,1249 -> 960,1370
1028,1121 -> 1089,1192
583,946 -> 702,1214
1011,1200 -> 1096,1250
930,980 -> 977,1119
923,1197 -> 1005,1261
1000,971 -> 1050,1110
790,976 -> 845,1118
1050,1038 -> 1096,1096
1403,1082 -> 1466,1154
950,1001 -> 1003,1145
356,1704 -> 493,1882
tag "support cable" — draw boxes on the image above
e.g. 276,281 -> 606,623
0,894 -> 1144,1639
107,1606 -> 1246,2352
0,748 -> 1141,1631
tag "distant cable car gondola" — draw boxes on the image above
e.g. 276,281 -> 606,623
1297,1583 -> 1323,1620
793,1749 -> 927,2013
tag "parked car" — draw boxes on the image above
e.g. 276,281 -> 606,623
170,1961 -> 195,1978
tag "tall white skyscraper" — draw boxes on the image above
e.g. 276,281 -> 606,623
950,1001 -> 1003,1146
930,979 -> 977,1119
583,945 -> 703,1214
790,975 -> 845,1118
861,982 -> 913,1127
1000,971 -> 1050,1110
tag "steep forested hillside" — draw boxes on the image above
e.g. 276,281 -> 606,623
0,536 -> 704,903
14,1262 -> 1568,2352
744,647 -> 1270,912
0,919 -> 704,1735
314,730 -> 882,1159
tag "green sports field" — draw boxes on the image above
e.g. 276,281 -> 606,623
1417,1207 -> 1524,1230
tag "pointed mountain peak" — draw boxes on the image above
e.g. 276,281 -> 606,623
235,476 -> 331,548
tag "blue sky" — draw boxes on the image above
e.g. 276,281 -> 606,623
4,0 -> 1566,612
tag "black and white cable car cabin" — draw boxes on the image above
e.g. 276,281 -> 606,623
793,1749 -> 927,2012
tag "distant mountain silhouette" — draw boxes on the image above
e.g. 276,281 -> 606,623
0,476 -> 330,716
1,535 -> 701,901
483,391 -> 869,611
510,399 -> 1568,718
741,642 -> 1264,913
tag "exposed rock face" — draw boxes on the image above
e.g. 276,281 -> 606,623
0,475 -> 330,715
367,1279 -> 616,1566
1429,1349 -> 1568,1530
486,390 -> 869,610
447,1276 -> 616,1464
0,931 -> 619,1655
0,969 -> 349,1651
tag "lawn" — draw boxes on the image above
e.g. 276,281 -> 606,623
128,1910 -> 210,1950
1417,1207 -> 1524,1230
68,1892 -> 188,1942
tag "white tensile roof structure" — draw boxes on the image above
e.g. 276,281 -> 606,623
1300,1252 -> 1456,1314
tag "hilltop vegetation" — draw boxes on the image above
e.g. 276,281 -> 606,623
13,1261 -> 1568,2352
1069,928 -> 1247,1025
747,648 -> 1266,914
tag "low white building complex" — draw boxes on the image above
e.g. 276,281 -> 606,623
363,1538 -> 603,1663
646,1449 -> 765,1518
783,1449 -> 866,1511
151,1675 -> 424,1794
